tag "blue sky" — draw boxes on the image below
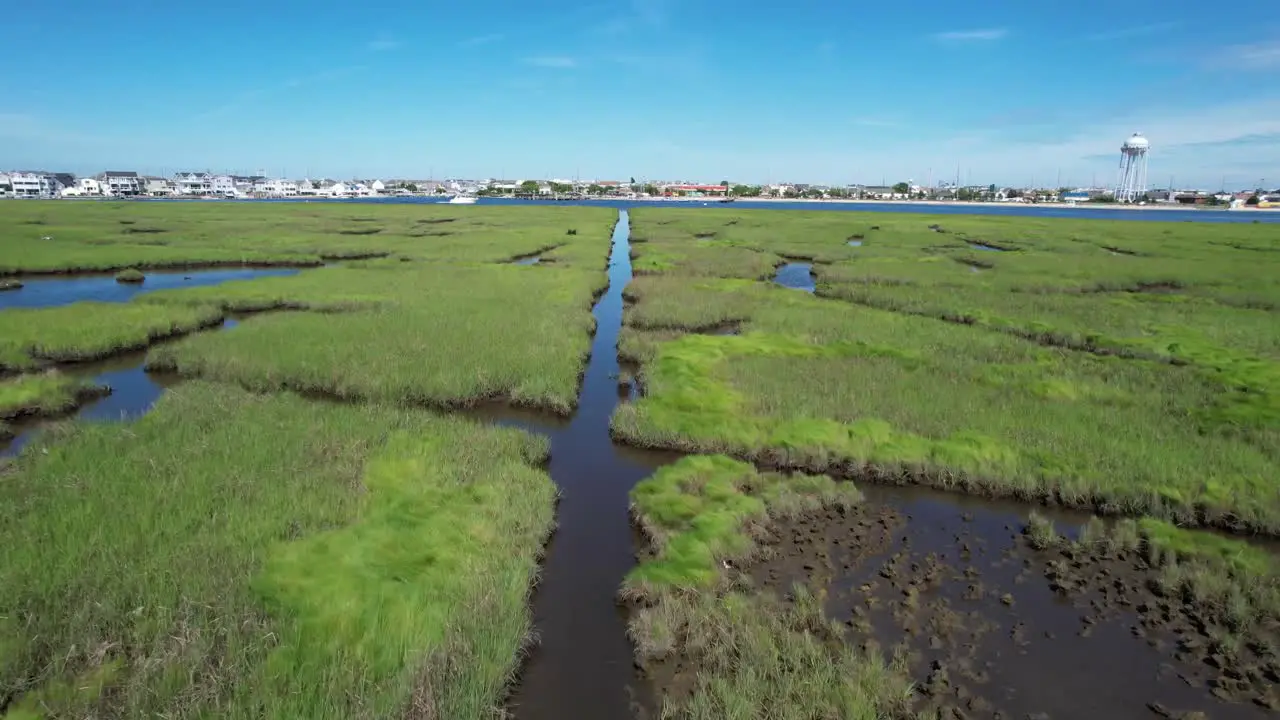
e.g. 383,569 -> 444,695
2,1 -> 1277,188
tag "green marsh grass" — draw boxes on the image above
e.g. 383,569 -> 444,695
0,201 -> 614,274
0,302 -> 224,371
624,454 -> 861,599
618,209 -> 1280,533
0,382 -> 555,718
0,372 -> 106,420
113,268 -> 145,284
625,456 -> 919,720
147,262 -> 607,414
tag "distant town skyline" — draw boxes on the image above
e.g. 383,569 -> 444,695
2,1 -> 1278,188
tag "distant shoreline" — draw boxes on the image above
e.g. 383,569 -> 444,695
728,197 -> 1279,212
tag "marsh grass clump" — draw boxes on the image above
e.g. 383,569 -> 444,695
0,302 -> 224,371
1024,510 -> 1057,550
114,268 -> 145,284
625,456 -> 916,719
566,228 -> 578,235
629,587 -> 920,720
0,372 -> 108,421
146,262 -> 607,415
0,382 -> 555,718
623,455 -> 861,600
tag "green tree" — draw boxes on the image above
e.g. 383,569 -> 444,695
643,184 -> 659,196
519,180 -> 540,194
404,183 -> 418,192
720,180 -> 729,187
587,184 -> 604,196
1246,194 -> 1261,206
892,182 -> 910,194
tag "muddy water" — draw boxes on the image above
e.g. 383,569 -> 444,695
755,483 -> 1274,719
509,210 -> 681,720
773,262 -> 816,292
0,267 -> 299,311
969,242 -> 1005,252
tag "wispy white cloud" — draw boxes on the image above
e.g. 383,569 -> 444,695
522,56 -> 577,69
852,117 -> 900,128
592,0 -> 668,36
195,66 -> 367,121
0,112 -> 40,137
1084,21 -> 1178,42
1212,41 -> 1280,70
458,33 -> 504,48
367,38 -> 401,52
933,28 -> 1007,42
0,112 -> 119,146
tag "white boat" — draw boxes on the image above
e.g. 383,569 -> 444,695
447,195 -> 477,205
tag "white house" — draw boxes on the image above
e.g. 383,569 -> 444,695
77,178 -> 103,195
173,172 -> 212,195
9,172 -> 43,198
101,171 -> 143,196
0,173 -> 10,198
211,175 -> 237,196
273,179 -> 298,196
370,179 -> 386,193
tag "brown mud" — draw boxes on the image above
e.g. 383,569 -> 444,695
633,481 -> 1275,719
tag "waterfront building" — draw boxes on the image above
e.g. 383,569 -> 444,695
173,172 -> 213,195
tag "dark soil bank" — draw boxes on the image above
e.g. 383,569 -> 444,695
725,493 -> 1276,719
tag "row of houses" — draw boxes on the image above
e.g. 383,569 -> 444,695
0,171 -> 433,199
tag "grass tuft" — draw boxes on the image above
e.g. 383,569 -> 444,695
0,371 -> 108,421
114,268 -> 145,284
624,455 -> 861,599
625,456 -> 916,719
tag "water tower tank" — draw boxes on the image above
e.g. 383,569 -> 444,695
1122,133 -> 1149,151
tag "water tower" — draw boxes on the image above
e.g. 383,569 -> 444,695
1115,133 -> 1150,203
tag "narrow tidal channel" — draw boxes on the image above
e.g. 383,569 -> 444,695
509,210 -> 675,720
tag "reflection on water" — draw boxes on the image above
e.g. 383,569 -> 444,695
0,267 -> 299,311
773,262 -> 816,293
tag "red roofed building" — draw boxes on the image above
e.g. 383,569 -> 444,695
660,183 -> 728,196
